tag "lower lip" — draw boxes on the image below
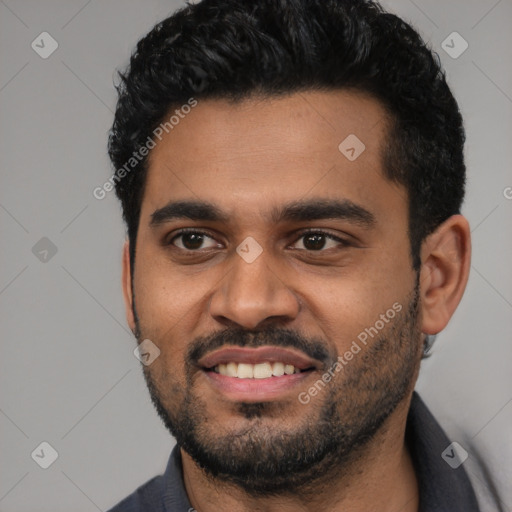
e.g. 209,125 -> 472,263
203,370 -> 314,402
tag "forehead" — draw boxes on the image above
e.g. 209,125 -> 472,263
141,90 -> 404,226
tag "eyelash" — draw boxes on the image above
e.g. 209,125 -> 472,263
167,228 -> 349,252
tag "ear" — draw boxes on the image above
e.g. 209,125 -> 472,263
419,214 -> 471,335
122,240 -> 137,333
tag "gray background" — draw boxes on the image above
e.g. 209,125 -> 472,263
0,0 -> 511,510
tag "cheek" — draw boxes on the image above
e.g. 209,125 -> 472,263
133,251 -> 209,331
132,256 -> 219,377
301,250 -> 414,344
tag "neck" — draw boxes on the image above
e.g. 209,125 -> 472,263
181,395 -> 419,512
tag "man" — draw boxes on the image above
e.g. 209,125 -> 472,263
107,1 -> 484,510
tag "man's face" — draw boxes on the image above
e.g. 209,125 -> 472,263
126,91 -> 423,492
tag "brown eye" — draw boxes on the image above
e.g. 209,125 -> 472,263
170,230 -> 219,251
303,233 -> 327,251
291,231 -> 347,252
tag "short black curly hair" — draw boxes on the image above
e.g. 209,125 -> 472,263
108,0 -> 465,272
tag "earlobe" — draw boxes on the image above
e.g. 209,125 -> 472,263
419,215 -> 471,336
122,240 -> 136,333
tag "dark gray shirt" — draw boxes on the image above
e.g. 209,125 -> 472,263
107,392 -> 481,511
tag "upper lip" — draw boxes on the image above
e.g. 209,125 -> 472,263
198,346 -> 321,371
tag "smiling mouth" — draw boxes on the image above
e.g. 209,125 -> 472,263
198,346 -> 320,400
206,361 -> 314,379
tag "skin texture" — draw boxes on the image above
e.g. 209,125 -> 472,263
121,90 -> 471,511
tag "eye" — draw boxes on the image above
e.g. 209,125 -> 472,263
167,229 -> 349,253
169,229 -> 220,251
291,230 -> 348,251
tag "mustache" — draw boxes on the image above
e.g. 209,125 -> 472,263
186,325 -> 333,368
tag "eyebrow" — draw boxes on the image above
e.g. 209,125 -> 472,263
150,200 -> 229,225
150,198 -> 376,228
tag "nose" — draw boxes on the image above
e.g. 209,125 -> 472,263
208,246 -> 300,330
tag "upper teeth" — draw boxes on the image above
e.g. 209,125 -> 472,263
213,362 -> 301,378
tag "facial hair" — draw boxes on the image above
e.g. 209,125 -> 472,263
134,284 -> 422,496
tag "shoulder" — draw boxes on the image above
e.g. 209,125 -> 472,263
408,392 -> 505,512
106,446 -> 191,512
106,474 -> 165,512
